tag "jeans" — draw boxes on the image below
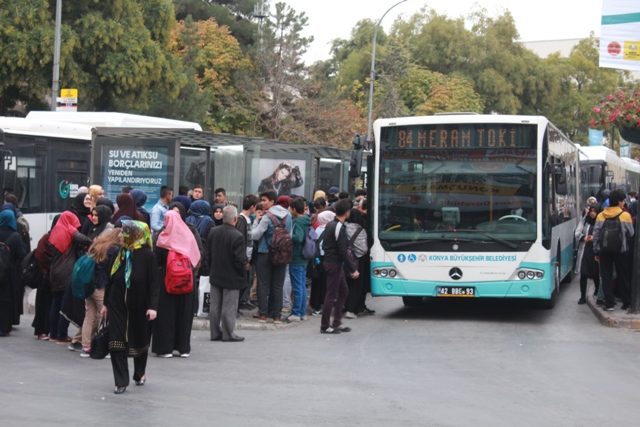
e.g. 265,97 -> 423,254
289,265 -> 307,317
283,265 -> 292,307
321,263 -> 349,329
256,253 -> 286,318
49,290 -> 69,340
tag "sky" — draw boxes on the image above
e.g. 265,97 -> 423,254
280,0 -> 604,64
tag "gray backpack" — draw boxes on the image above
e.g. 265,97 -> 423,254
345,223 -> 368,258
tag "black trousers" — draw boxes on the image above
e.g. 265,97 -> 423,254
579,274 -> 599,298
599,253 -> 631,307
110,351 -> 147,387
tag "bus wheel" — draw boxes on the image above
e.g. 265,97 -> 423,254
402,296 -> 423,307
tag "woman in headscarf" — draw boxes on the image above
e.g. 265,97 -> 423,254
172,195 -> 192,213
48,211 -> 92,343
187,201 -> 214,240
79,228 -> 122,357
111,193 -> 144,225
32,215 -> 60,340
101,221 -> 158,394
88,205 -> 114,239
152,210 -> 201,358
575,203 -> 601,305
2,200 -> 31,251
211,203 -> 225,227
129,189 -> 151,227
309,210 -> 335,316
88,185 -> 105,208
0,210 -> 28,336
96,197 -> 115,214
68,192 -> 92,230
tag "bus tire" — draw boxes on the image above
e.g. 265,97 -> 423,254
402,296 -> 423,307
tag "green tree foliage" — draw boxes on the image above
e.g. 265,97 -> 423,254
172,0 -> 259,49
0,0 -> 55,114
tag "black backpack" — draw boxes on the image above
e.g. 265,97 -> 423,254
22,250 -> 42,289
0,234 -> 20,279
306,234 -> 325,279
598,212 -> 624,254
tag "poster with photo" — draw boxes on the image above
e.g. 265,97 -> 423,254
255,158 -> 307,198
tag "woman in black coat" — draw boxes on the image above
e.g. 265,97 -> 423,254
0,210 -> 28,336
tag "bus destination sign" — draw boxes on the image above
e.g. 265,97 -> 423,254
381,124 -> 536,150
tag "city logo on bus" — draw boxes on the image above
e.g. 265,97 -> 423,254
418,254 -> 427,263
59,180 -> 72,199
449,267 -> 463,280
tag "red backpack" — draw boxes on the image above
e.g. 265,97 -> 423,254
165,250 -> 194,294
266,212 -> 293,266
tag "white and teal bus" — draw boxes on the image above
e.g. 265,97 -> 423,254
369,114 -> 579,308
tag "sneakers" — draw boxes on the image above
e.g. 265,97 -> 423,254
301,316 -> 308,321
344,311 -> 358,319
577,297 -> 586,305
287,315 -> 301,322
252,312 -> 260,319
336,324 -> 352,332
621,303 -> 630,310
56,336 -> 73,344
320,326 -> 341,334
596,298 -> 605,306
273,318 -> 282,324
157,353 -> 173,358
257,315 -> 267,323
311,310 -> 323,316
37,334 -> 49,340
180,353 -> 190,358
68,341 -> 82,351
603,306 -> 615,312
359,307 -> 376,315
80,348 -> 91,358
281,306 -> 292,314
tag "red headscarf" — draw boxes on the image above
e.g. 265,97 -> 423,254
156,210 -> 201,266
276,195 -> 291,209
111,193 -> 144,224
48,211 -> 81,253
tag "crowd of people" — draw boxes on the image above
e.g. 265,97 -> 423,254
575,189 -> 636,311
0,183 -> 373,394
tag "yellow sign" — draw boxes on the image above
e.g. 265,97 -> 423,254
60,88 -> 78,98
624,41 -> 640,61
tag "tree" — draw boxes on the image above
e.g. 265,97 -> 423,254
0,0 -> 186,114
255,1 -> 313,140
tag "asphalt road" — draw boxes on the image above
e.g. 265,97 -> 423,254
2,278 -> 639,427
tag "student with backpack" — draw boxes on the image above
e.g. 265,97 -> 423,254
320,199 -> 359,334
288,198 -> 311,322
0,210 -> 28,337
252,189 -> 292,324
592,189 -> 634,311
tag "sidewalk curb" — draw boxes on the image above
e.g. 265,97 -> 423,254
586,286 -> 640,330
192,316 -> 302,331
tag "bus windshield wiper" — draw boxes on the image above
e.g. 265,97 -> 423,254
383,237 -> 472,250
451,229 -> 518,250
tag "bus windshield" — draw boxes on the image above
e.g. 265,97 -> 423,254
378,147 -> 538,245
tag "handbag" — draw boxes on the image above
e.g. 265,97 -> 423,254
50,246 -> 78,292
90,318 -> 109,359
197,276 -> 211,318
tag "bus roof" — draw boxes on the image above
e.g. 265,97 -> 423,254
374,114 -> 549,127
0,116 -> 93,140
26,111 -> 202,131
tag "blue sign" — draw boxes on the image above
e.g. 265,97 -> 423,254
397,254 -> 406,263
589,129 -> 604,146
408,254 -> 417,263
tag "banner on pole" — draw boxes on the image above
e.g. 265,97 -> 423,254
599,1 -> 640,71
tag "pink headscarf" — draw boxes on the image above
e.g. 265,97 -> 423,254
317,211 -> 336,227
156,210 -> 201,267
49,211 -> 81,253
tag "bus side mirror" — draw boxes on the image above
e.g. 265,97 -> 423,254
349,134 -> 366,178
554,164 -> 567,195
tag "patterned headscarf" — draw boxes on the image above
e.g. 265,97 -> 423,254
110,220 -> 152,288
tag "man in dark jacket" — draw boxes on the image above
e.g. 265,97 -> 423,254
207,206 -> 247,342
320,199 -> 359,334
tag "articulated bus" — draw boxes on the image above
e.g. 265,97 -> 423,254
369,114 -> 579,308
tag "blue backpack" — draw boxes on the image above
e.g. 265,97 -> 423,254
72,254 -> 97,298
302,226 -> 319,259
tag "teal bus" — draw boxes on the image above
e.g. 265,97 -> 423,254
368,114 -> 579,308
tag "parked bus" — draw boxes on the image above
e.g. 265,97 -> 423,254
368,114 -> 579,308
578,145 -> 640,208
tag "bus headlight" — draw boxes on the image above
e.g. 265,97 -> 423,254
513,269 -> 544,281
518,271 -> 526,279
380,269 -> 388,277
389,269 -> 397,278
526,271 -> 535,280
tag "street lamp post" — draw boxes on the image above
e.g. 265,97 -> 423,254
50,0 -> 62,111
366,0 -> 408,144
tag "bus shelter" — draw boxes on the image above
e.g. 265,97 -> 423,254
91,127 -> 353,208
